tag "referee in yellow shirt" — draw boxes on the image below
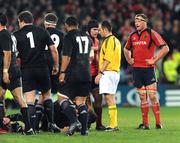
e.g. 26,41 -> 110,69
95,20 -> 121,131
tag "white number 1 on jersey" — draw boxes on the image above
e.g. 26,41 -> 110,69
26,32 -> 35,48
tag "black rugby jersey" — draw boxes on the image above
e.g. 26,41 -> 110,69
14,25 -> 54,68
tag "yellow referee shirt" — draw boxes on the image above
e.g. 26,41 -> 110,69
99,35 -> 121,72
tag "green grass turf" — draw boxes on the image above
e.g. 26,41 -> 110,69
0,107 -> 180,143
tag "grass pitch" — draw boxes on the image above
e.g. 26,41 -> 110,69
0,107 -> 180,143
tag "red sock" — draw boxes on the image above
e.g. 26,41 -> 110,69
141,102 -> 149,126
152,102 -> 161,125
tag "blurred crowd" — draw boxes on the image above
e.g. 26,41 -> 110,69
0,0 -> 179,84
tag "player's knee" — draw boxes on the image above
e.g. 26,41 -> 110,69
137,87 -> 146,95
147,88 -> 157,103
105,94 -> 115,106
139,95 -> 147,103
149,94 -> 158,103
42,89 -> 51,98
60,99 -> 75,111
75,97 -> 86,106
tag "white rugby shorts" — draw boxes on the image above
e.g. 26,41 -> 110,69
99,71 -> 120,94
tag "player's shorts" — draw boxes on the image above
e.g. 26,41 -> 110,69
21,67 -> 51,93
58,81 -> 91,100
91,75 -> 99,91
133,67 -> 157,88
0,65 -> 21,91
99,71 -> 120,94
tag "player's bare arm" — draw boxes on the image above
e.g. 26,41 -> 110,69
49,44 -> 59,75
146,45 -> 169,65
59,56 -> 71,83
123,48 -> 134,65
3,50 -> 11,83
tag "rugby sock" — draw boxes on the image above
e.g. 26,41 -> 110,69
60,99 -> 77,124
43,99 -> 54,123
152,102 -> 161,125
78,104 -> 88,133
94,107 -> 103,127
28,103 -> 36,131
35,104 -> 44,130
141,102 -> 149,126
0,101 -> 4,128
88,111 -> 97,125
20,107 -> 31,131
108,105 -> 118,128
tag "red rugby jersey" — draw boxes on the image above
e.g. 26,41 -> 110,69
90,38 -> 99,76
124,28 -> 167,67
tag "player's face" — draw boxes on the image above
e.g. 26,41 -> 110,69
99,25 -> 105,38
135,17 -> 147,32
90,28 -> 99,38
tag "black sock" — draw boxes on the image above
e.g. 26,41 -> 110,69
88,111 -> 97,125
27,104 -> 36,131
60,99 -> 77,124
78,104 -> 88,133
20,107 -> 31,131
0,101 -> 4,128
43,99 -> 54,123
35,104 -> 44,130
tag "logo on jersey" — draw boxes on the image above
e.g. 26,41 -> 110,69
144,35 -> 148,39
132,41 -> 147,46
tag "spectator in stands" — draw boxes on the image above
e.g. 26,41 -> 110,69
163,53 -> 179,84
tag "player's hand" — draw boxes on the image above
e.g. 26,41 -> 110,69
128,58 -> 134,65
3,117 -> 10,125
3,72 -> 10,84
59,73 -> 65,84
60,126 -> 69,134
146,57 -> 155,65
95,73 -> 102,84
52,65 -> 59,75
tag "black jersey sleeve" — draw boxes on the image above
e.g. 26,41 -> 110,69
62,34 -> 73,56
44,30 -> 54,46
0,32 -> 11,51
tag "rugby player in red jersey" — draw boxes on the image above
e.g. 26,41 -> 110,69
124,13 -> 169,129
87,20 -> 106,131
